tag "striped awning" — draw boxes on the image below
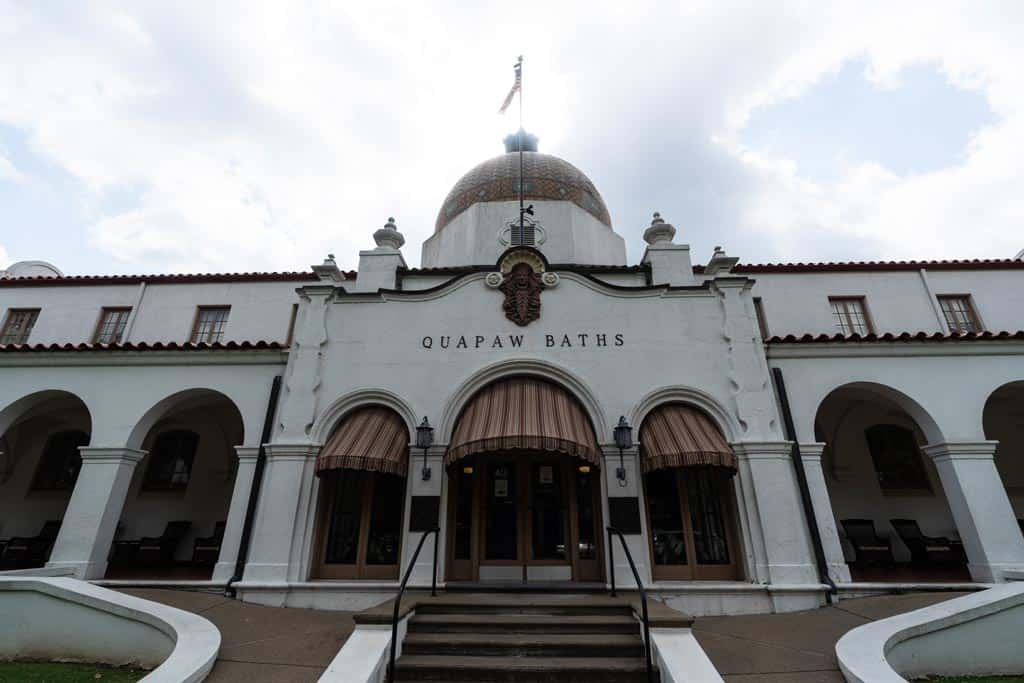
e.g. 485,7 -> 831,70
639,404 -> 736,473
446,377 -> 600,466
316,406 -> 409,477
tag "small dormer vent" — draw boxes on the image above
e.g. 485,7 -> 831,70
500,217 -> 546,248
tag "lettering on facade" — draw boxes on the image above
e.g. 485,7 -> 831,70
420,333 -> 624,350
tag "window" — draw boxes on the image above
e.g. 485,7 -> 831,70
190,306 -> 230,344
1,308 -> 40,344
93,307 -> 131,344
865,424 -> 931,492
829,297 -> 873,335
32,430 -> 88,491
753,297 -> 770,339
143,430 -> 199,491
938,295 -> 980,333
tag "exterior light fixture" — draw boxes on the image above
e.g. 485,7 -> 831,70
462,466 -> 474,475
613,416 -> 632,487
416,416 -> 434,481
578,465 -> 591,474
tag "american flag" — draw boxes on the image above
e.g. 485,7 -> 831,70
498,57 -> 522,114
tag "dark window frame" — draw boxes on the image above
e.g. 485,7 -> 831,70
937,294 -> 981,333
189,306 -> 231,344
31,429 -> 89,491
1,308 -> 41,345
828,296 -> 874,335
92,307 -> 132,344
142,430 -> 199,492
865,424 -> 932,493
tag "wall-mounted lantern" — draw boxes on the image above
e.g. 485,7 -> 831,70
416,416 -> 434,481
613,416 -> 632,487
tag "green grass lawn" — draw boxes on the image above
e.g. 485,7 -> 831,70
0,661 -> 146,682
918,677 -> 1024,682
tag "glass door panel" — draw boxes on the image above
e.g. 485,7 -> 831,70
324,471 -> 363,566
531,462 -> 565,560
485,462 -> 518,560
575,467 -> 597,561
645,469 -> 689,570
686,469 -> 730,565
365,474 -> 405,566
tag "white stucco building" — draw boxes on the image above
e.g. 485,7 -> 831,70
2,132 -> 1023,617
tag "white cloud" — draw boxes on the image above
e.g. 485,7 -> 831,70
0,1 -> 1022,273
0,152 -> 22,184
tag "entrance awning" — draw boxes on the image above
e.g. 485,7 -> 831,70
446,377 -> 600,467
316,406 -> 409,477
639,404 -> 736,473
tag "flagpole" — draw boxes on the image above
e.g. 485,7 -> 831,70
517,55 -> 524,242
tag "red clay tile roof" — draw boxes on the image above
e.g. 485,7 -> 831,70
0,340 -> 287,352
702,259 -> 1024,274
766,331 -> 1024,344
0,272 -> 337,287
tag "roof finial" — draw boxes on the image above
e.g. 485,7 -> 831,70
643,212 -> 676,245
374,216 -> 405,250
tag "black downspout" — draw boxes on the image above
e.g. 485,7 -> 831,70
770,367 -> 838,602
225,375 -> 282,598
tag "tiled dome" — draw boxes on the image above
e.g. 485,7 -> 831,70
435,139 -> 611,233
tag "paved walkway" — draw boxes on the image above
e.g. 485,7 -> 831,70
692,591 -> 964,681
120,588 -> 354,682
122,587 -> 963,681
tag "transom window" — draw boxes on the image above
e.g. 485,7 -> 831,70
190,306 -> 230,344
1,308 -> 40,344
937,295 -> 980,333
143,430 -> 199,491
829,297 -> 872,335
93,307 -> 131,344
32,430 -> 89,491
865,424 -> 932,492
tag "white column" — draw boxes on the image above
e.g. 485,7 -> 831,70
923,441 -> 1024,582
603,446 -> 651,587
800,443 -> 852,583
212,447 -> 260,583
732,442 -> 818,586
242,443 -> 319,583
47,447 -> 146,579
403,447 -> 444,588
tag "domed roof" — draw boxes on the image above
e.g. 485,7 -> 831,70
435,135 -> 611,233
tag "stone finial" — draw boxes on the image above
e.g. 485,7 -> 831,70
705,245 -> 740,276
312,253 -> 345,282
643,212 -> 676,245
373,216 -> 405,250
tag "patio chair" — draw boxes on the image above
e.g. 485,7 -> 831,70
840,518 -> 894,567
135,521 -> 192,566
192,521 -> 226,565
0,520 -> 62,567
890,518 -> 966,567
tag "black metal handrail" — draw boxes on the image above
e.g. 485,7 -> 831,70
607,525 -> 655,683
387,526 -> 439,683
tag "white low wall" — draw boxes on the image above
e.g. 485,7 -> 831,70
836,583 -> 1024,682
0,577 -> 220,682
652,628 -> 724,682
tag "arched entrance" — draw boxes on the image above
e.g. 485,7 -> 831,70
985,382 -> 1024,527
639,403 -> 743,581
815,383 -> 968,582
445,377 -> 605,583
312,405 -> 410,580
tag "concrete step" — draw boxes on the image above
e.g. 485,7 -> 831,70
393,655 -> 655,682
401,631 -> 644,658
414,600 -> 634,617
408,613 -> 639,635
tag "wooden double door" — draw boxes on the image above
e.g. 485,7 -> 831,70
446,453 -> 604,583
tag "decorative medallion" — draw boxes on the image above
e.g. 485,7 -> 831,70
486,247 -> 559,327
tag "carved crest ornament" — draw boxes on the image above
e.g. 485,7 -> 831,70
485,247 -> 559,327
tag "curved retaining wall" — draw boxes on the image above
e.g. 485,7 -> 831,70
0,577 -> 220,682
836,583 -> 1024,682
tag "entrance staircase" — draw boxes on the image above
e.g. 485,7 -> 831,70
391,594 -> 656,682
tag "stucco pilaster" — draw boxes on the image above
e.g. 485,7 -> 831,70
923,441 -> 1024,582
277,285 -> 333,441
242,443 -> 319,583
799,442 -> 852,583
732,441 -> 819,588
47,447 -> 147,579
403,445 -> 445,588
601,445 -> 651,586
212,446 -> 261,582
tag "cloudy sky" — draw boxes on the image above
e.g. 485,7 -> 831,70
0,1 -> 1021,274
